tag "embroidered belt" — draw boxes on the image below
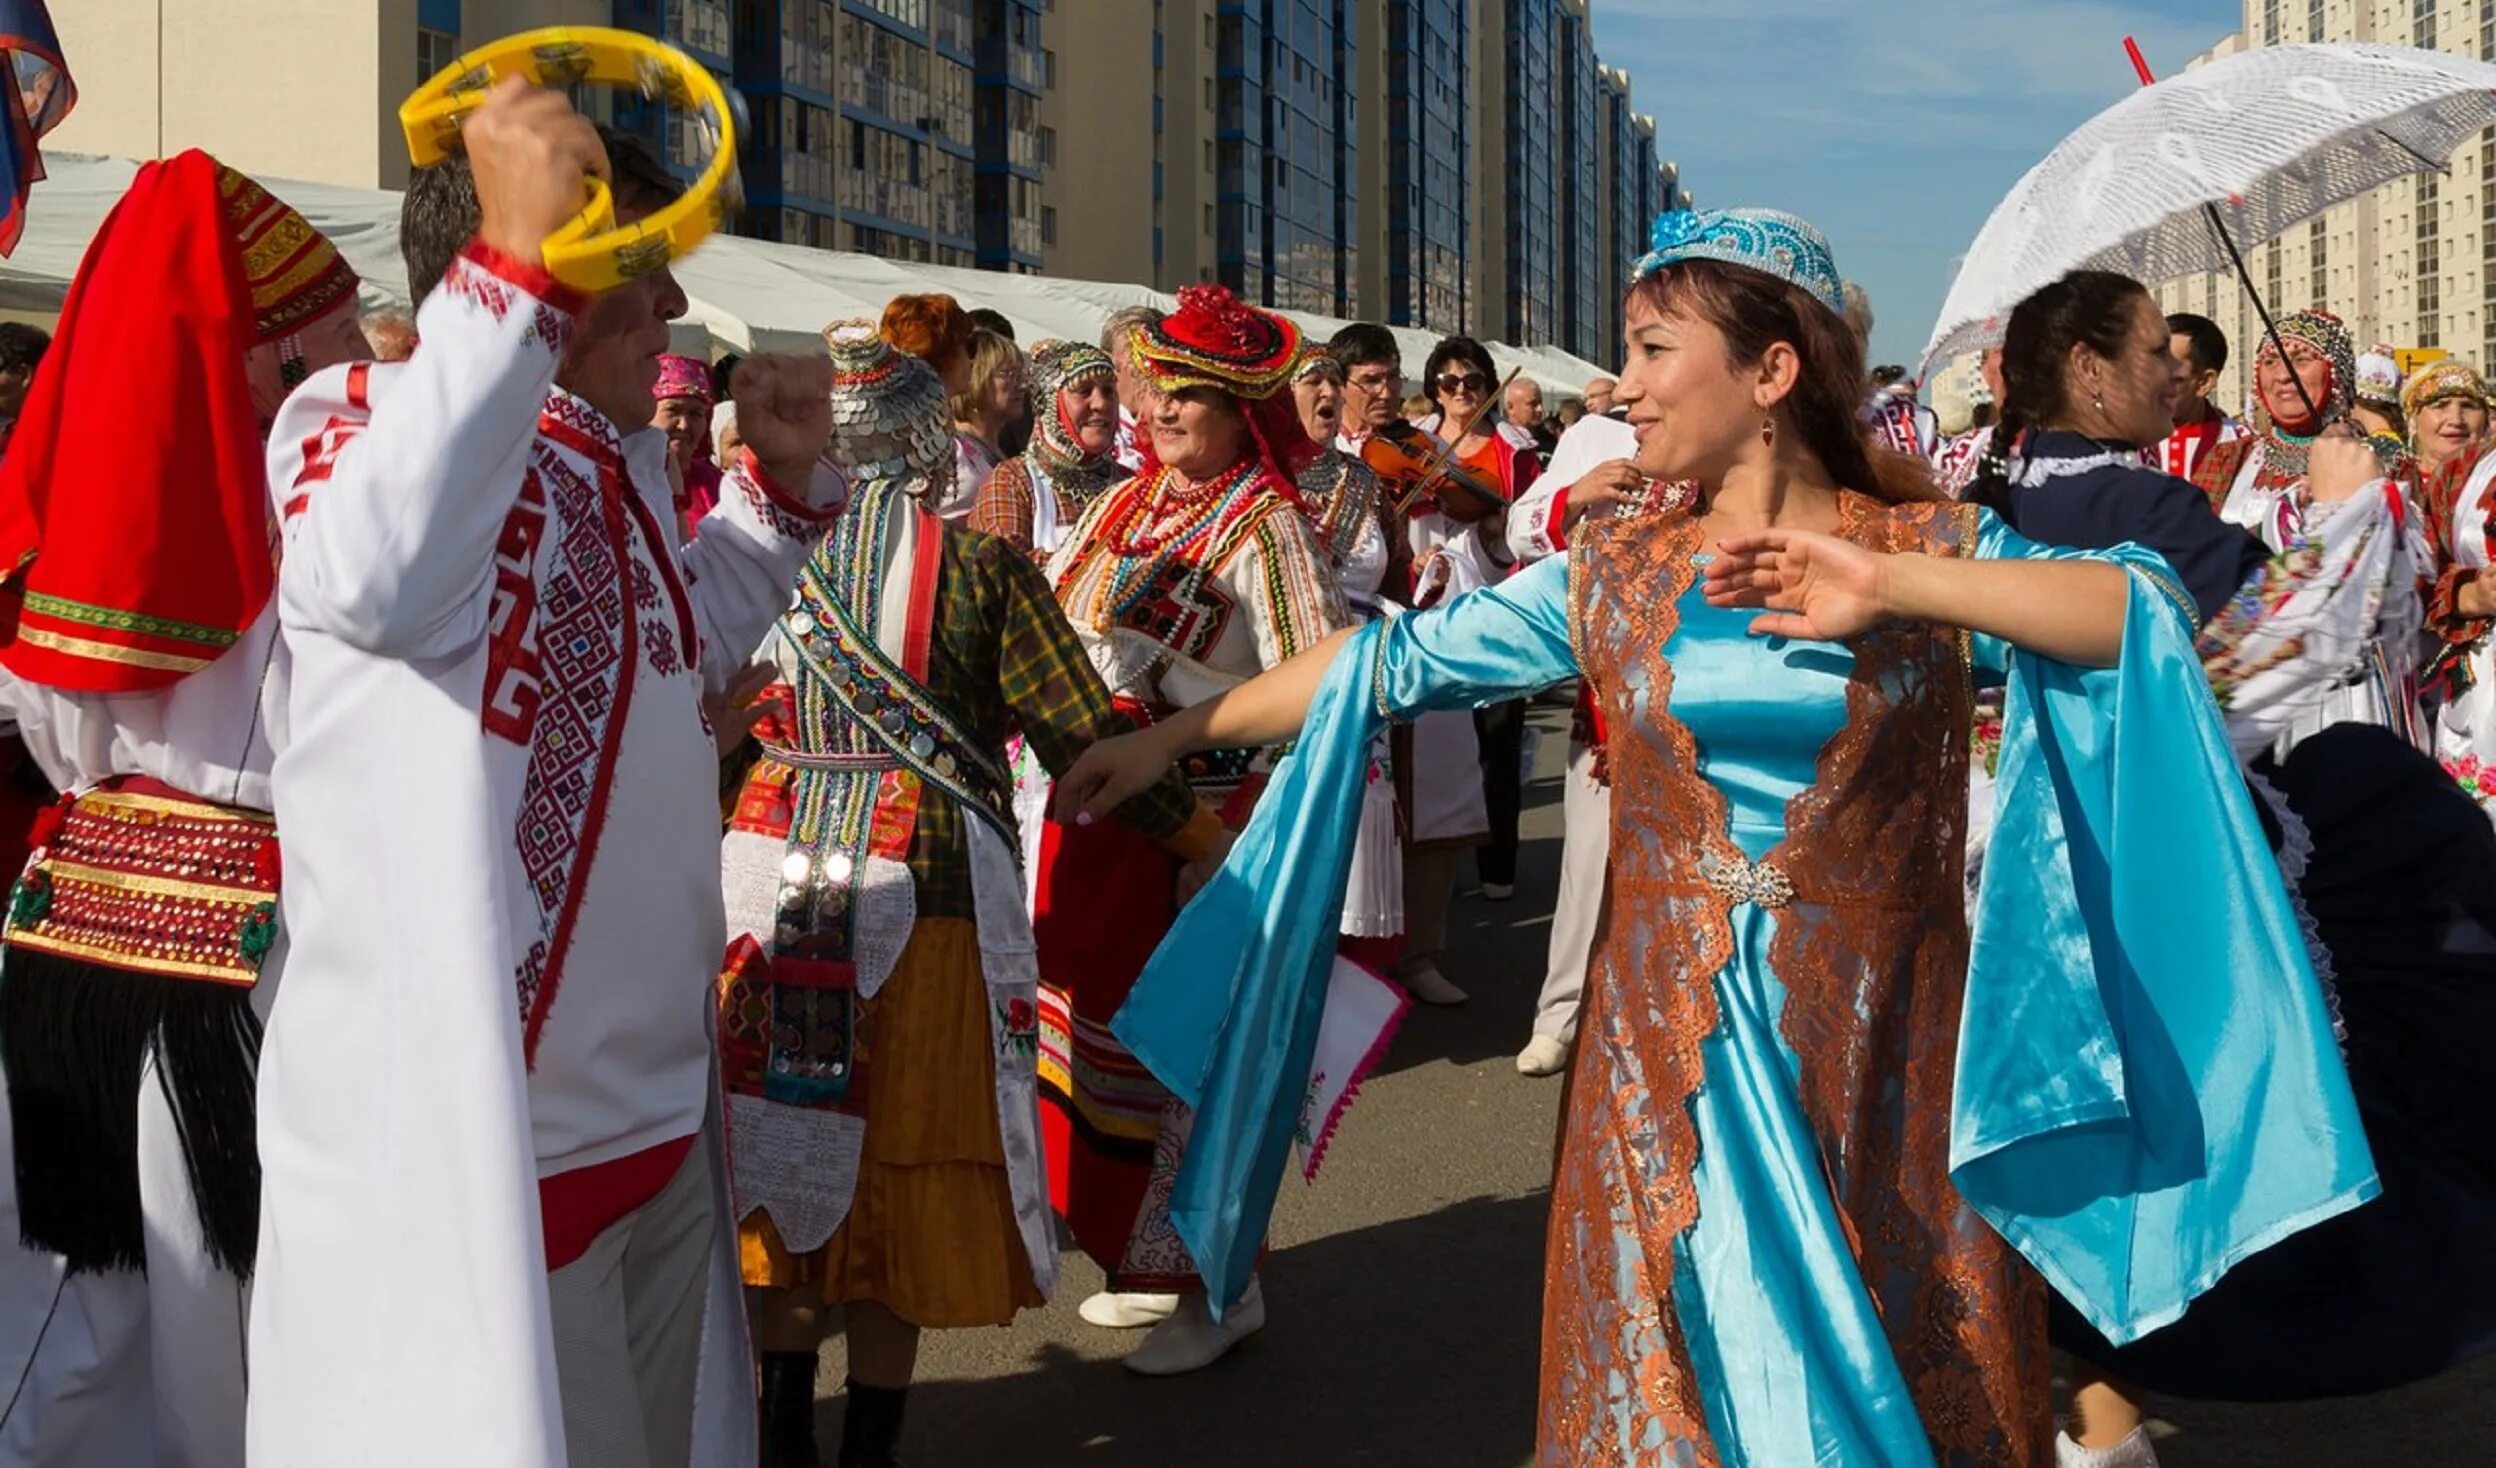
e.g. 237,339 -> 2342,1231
6,784 -> 280,987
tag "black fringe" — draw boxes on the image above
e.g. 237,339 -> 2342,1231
0,948 -> 262,1279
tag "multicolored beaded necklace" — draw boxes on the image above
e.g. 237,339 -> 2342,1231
1076,460 -> 1267,631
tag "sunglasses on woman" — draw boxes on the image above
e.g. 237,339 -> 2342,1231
1435,372 -> 1491,394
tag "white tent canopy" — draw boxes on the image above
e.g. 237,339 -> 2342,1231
0,153 -> 1614,397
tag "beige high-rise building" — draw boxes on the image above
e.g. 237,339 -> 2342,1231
46,0 -> 449,192
2155,4 -> 2496,412
1041,0 -> 1219,292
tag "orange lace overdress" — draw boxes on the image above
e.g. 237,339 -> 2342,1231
1540,493 -> 2050,1465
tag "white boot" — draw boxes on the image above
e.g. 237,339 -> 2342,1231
1077,1290 -> 1179,1329
1516,1035 -> 1569,1077
2056,1427 -> 2160,1468
1121,1278 -> 1266,1376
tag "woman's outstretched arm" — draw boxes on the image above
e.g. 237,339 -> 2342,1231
1707,527 -> 2129,667
1053,627 -> 1359,821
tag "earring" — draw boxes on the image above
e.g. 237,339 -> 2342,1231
1761,415 -> 1776,450
278,336 -> 308,390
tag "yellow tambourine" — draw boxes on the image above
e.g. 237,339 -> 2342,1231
399,26 -> 741,293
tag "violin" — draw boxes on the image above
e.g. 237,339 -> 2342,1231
1358,422 -> 1508,523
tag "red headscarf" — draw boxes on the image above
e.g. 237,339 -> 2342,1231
0,151 -> 356,692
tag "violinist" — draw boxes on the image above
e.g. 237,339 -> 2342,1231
1415,336 -> 1541,911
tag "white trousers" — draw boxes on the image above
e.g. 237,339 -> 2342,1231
545,1146 -> 716,1468
0,1049 -> 250,1468
1529,742 -> 1611,1046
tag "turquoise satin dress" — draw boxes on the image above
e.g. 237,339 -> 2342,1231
1115,509 -> 2375,1464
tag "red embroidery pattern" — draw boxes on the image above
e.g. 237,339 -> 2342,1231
617,476 -> 703,679
481,475 -> 550,744
440,250 -> 577,352
506,442 -> 638,1063
641,618 -> 682,677
733,462 -> 827,542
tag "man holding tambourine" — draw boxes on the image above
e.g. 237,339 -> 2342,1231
247,39 -> 844,1468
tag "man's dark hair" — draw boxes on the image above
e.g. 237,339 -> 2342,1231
2167,312 -> 2229,376
402,124 -> 684,310
966,307 -> 1015,342
0,323 -> 49,376
1328,322 -> 1401,370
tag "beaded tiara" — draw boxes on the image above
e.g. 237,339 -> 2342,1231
1631,207 -> 1846,318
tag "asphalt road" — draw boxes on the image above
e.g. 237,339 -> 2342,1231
813,704 -> 2496,1466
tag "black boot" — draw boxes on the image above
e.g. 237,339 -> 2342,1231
759,1351 -> 820,1468
836,1379 -> 909,1468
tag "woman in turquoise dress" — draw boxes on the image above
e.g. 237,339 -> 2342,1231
1054,210 -> 2375,1465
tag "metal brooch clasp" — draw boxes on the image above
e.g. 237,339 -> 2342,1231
1700,850 -> 1794,910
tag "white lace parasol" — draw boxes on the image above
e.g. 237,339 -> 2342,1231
1924,42 -> 2496,374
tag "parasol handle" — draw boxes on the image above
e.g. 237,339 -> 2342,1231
2123,36 -> 2334,432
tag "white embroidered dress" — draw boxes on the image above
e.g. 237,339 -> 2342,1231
2213,443 -> 2431,757
247,245 -> 836,1468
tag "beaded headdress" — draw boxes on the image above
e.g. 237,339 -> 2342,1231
1291,341 -> 1345,383
1131,284 -> 1302,402
652,352 -> 712,407
2404,358 -> 2490,421
1631,207 -> 1846,317
2254,309 -> 2356,424
1028,339 -> 1114,404
2354,343 -> 2403,412
820,320 -> 956,500
1026,339 -> 1120,478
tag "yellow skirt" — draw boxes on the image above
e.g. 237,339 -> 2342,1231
738,917 -> 1042,1329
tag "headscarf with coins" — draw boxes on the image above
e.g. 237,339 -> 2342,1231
820,320 -> 957,503
1022,339 -> 1128,510
2251,308 -> 2361,483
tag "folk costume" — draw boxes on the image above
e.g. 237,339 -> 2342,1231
0,152 -> 359,1468
1111,211 -> 2374,1464
2424,434 -> 2496,807
967,340 -> 1131,561
719,331 -> 1220,1467
1287,346 -> 1400,943
655,352 -> 723,537
248,241 -> 842,1468
2190,309 -> 2431,756
2154,403 -> 2246,483
1990,430 -> 2496,1407
1034,286 -> 1351,1368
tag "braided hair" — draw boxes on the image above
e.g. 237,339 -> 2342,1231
1965,269 -> 2154,514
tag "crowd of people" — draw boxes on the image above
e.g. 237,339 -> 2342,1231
0,76 -> 2487,1468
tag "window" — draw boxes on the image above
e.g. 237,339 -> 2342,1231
2420,174 -> 2443,346
2308,0 -> 2325,42
1042,205 -> 1057,247
2417,0 -> 2437,49
417,27 -> 457,87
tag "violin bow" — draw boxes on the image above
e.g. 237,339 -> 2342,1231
1395,365 -> 1525,514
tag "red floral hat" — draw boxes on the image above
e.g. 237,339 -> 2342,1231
1130,285 -> 1301,402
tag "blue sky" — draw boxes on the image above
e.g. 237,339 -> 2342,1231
1592,0 -> 2245,369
